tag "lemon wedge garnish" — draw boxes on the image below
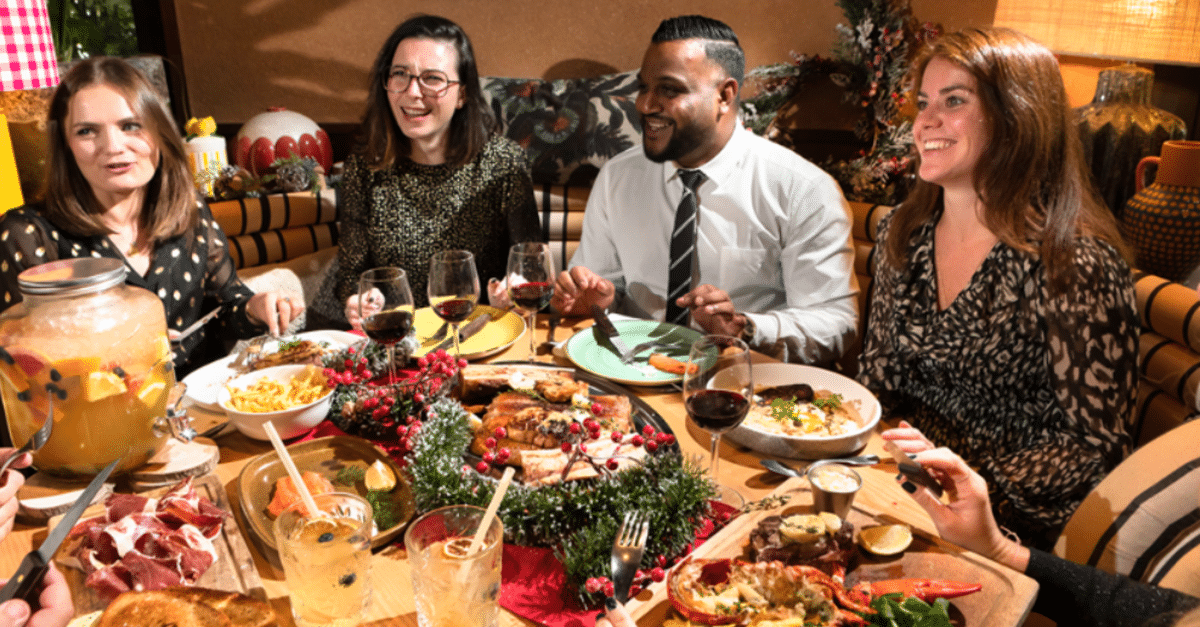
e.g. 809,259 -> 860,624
84,371 -> 127,401
365,459 -> 396,492
858,524 -> 913,556
135,380 -> 167,407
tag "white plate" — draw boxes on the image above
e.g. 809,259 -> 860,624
724,363 -> 882,460
181,330 -> 360,409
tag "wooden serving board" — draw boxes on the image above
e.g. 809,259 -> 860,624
628,477 -> 1040,627
49,473 -> 267,616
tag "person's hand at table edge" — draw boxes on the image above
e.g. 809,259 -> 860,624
902,447 -> 1030,574
677,284 -> 747,337
552,266 -> 615,315
0,451 -> 30,541
880,420 -> 937,454
0,564 -> 74,627
248,290 -> 304,336
595,598 -> 636,627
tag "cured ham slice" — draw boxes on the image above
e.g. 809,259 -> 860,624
63,477 -> 228,599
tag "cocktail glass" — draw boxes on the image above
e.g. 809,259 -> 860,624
274,492 -> 373,627
404,504 -> 503,627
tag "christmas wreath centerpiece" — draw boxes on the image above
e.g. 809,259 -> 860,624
320,343 -> 725,607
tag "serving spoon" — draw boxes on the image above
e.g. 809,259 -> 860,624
760,456 -> 879,478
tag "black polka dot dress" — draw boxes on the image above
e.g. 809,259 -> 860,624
0,204 -> 265,377
858,211 -> 1139,550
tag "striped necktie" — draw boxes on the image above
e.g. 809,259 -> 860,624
666,169 -> 704,326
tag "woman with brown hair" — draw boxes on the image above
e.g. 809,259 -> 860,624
858,27 -> 1139,550
311,14 -> 539,329
0,57 -> 302,375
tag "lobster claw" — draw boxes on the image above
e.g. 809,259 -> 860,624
854,578 -> 982,603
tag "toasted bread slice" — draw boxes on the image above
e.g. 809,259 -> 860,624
95,588 -> 275,627
97,590 -> 232,627
169,588 -> 276,627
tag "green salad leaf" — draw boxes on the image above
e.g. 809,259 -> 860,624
859,593 -> 952,627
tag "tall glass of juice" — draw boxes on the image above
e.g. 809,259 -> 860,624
274,492 -> 373,627
404,504 -> 503,627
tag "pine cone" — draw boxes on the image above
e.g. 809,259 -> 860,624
212,165 -> 255,200
273,161 -> 311,192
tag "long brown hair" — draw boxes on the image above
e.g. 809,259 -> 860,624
43,57 -> 197,242
882,27 -> 1129,292
359,14 -> 496,169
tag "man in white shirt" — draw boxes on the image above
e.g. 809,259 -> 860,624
552,15 -> 858,364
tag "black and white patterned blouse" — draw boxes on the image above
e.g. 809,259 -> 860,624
313,134 -> 540,324
858,210 -> 1139,550
0,204 -> 265,376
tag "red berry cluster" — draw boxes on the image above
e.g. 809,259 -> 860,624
476,427 -> 513,474
323,346 -> 374,386
609,424 -> 676,453
584,560 -> 668,599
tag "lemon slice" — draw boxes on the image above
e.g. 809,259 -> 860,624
858,524 -> 913,555
365,459 -> 396,492
84,371 -> 127,401
779,514 -> 826,544
135,380 -> 167,407
442,537 -> 475,559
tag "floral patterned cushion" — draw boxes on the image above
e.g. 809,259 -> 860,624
482,70 -> 641,186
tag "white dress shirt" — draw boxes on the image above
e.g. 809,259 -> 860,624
570,124 -> 859,364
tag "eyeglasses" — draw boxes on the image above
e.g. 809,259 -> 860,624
384,69 -> 460,97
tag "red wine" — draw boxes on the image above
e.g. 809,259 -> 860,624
363,309 -> 413,345
432,298 -> 475,324
509,281 -> 553,312
686,390 -> 750,433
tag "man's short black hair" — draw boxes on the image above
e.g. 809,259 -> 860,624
651,15 -> 744,86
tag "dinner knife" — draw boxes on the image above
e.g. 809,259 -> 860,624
433,312 -> 491,352
172,306 -> 222,344
590,305 -> 633,362
0,457 -> 120,606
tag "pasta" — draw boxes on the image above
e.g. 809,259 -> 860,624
226,366 -> 330,413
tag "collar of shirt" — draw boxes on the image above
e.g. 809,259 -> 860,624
661,123 -> 751,197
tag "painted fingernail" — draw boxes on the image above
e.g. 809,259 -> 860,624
901,481 -> 917,493
605,597 -> 618,610
596,611 -> 607,621
895,473 -> 904,481
908,453 -> 918,459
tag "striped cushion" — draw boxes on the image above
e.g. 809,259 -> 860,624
1055,418 -> 1200,596
209,189 -> 337,236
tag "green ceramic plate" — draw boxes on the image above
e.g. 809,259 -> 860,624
564,319 -> 703,386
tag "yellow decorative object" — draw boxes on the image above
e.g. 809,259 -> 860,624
185,116 -> 217,138
1,114 -> 23,213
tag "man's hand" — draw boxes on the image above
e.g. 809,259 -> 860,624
0,564 -> 74,627
551,267 -> 615,315
677,284 -> 746,336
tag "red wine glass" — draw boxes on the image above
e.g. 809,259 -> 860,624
428,250 -> 480,357
683,335 -> 752,508
506,242 -> 555,362
358,267 -> 414,389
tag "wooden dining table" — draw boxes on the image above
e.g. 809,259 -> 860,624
0,314 -> 1037,626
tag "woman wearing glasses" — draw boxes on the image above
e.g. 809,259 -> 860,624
313,14 -> 540,329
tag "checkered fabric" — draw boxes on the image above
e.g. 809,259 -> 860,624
1,0 -> 59,92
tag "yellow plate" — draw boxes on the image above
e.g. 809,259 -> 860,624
412,305 -> 525,360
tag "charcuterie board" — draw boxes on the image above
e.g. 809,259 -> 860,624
50,473 -> 266,615
627,476 -> 1040,626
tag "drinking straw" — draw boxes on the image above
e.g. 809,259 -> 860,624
467,466 -> 515,557
264,421 -> 321,518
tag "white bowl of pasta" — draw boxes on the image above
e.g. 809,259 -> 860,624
724,364 -> 881,460
218,364 -> 334,440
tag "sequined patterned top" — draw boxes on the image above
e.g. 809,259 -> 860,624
316,134 -> 540,321
858,210 -> 1139,550
0,204 -> 264,376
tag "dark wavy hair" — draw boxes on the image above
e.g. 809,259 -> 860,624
882,27 -> 1128,293
359,14 -> 496,168
43,57 -> 197,242
651,15 -> 744,87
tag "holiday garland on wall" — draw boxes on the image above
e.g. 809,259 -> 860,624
742,0 -> 941,205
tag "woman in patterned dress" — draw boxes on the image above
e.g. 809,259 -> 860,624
0,57 -> 301,376
312,14 -> 539,330
858,27 -> 1139,550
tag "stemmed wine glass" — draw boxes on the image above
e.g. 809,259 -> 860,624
428,250 -> 480,356
506,242 -> 555,362
358,267 -> 415,388
683,335 -> 753,508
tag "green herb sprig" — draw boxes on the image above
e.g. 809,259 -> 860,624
860,594 -> 952,627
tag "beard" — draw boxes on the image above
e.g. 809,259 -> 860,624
642,115 -> 708,164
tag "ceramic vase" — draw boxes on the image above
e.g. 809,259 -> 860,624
1122,140 -> 1200,281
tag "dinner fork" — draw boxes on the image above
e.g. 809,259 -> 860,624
611,510 -> 649,604
0,391 -> 56,480
620,340 -> 686,364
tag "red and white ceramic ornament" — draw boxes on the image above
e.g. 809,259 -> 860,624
235,107 -> 333,177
